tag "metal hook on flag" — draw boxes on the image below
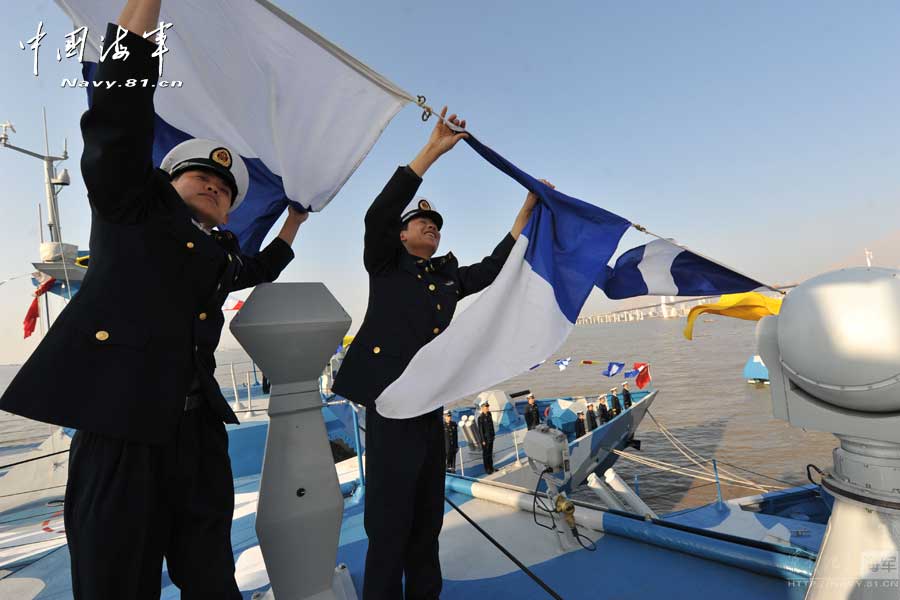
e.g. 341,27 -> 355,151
416,95 -> 432,122
414,95 -> 467,134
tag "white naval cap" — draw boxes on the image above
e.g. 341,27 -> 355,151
160,138 -> 250,213
401,196 -> 443,230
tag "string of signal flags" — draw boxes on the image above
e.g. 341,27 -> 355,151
528,358 -> 652,389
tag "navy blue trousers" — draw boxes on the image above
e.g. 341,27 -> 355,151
363,408 -> 445,600
64,405 -> 240,599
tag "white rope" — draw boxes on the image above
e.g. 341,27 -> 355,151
57,246 -> 74,303
610,449 -> 729,483
628,226 -> 784,295
645,411 -> 760,488
605,409 -> 784,493
610,448 -> 777,492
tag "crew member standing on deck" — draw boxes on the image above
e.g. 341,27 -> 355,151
331,106 -> 540,599
524,393 -> 541,430
597,398 -> 611,424
575,411 -> 587,437
478,402 -> 497,474
0,1 -> 307,596
608,387 -> 622,416
444,410 -> 459,473
586,403 -> 599,431
622,381 -> 633,410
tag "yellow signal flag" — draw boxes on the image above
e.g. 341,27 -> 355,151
683,292 -> 782,340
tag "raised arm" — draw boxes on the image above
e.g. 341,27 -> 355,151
456,234 -> 515,297
457,180 -> 549,296
510,179 -> 551,240
364,107 -> 468,273
231,207 -> 307,290
79,1 -> 162,222
117,0 -> 161,35
363,166 -> 420,273
230,239 -> 295,291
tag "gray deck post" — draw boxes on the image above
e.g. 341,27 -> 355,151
231,282 -> 354,599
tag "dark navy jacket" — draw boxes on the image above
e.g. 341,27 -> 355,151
332,166 -> 514,411
477,413 -> 496,444
524,402 -> 541,429
444,419 -> 459,454
0,25 -> 293,445
575,418 -> 586,438
608,393 -> 622,415
586,409 -> 598,431
598,404 -> 611,423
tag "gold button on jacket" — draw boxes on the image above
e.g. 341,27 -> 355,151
428,284 -> 436,291
199,312 -> 208,321
0,43 -> 300,446
373,346 -> 381,354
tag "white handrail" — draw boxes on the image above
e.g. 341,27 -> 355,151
246,372 -> 253,413
229,363 -> 241,411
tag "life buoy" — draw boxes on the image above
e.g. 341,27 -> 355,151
543,406 -> 551,418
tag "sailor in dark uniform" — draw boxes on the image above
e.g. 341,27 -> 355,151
608,387 -> 622,416
622,382 -> 633,410
444,410 -> 459,472
524,393 -> 541,430
477,403 -> 496,474
331,106 -> 539,599
585,404 -> 599,431
597,398 -> 611,424
575,411 -> 587,437
0,2 -> 307,596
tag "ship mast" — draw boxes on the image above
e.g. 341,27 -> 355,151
1,111 -> 73,331
0,109 -> 70,245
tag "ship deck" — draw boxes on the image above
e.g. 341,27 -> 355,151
0,467 -> 810,599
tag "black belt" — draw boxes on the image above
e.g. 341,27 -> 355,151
184,393 -> 204,412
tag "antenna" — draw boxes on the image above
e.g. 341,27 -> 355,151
0,121 -> 15,145
42,107 -> 50,155
0,117 -> 69,242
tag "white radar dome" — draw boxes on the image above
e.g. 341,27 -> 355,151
777,267 -> 900,413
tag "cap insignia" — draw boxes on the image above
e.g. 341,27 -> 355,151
210,147 -> 233,170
